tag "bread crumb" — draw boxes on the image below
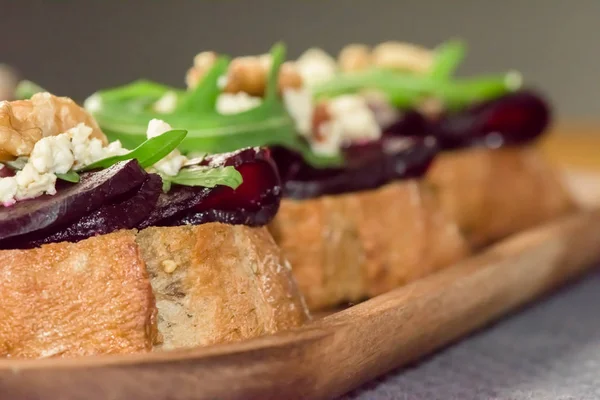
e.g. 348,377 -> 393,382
162,260 -> 178,274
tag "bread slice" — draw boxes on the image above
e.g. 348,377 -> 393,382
426,146 -> 575,247
269,180 -> 470,310
136,224 -> 309,351
0,230 -> 157,358
0,224 -> 309,358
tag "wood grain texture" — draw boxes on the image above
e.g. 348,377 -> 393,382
0,207 -> 599,400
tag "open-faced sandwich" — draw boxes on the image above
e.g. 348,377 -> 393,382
78,41 -> 574,311
0,92 -> 309,358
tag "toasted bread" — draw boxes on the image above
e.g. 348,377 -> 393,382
0,224 -> 309,358
0,230 -> 157,358
426,146 -> 575,247
269,180 -> 470,310
136,224 -> 309,350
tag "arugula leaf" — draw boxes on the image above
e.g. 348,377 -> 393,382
313,68 -> 520,109
429,39 -> 466,80
161,166 -> 242,192
56,171 -> 80,183
85,43 -> 345,169
176,56 -> 229,113
81,129 -> 187,171
15,80 -> 47,100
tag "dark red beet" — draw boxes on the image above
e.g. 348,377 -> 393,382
384,110 -> 430,139
272,136 -> 438,199
433,90 -> 551,149
0,160 -> 147,241
139,147 -> 281,228
4,174 -> 163,249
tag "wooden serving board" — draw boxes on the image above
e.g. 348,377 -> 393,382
0,206 -> 599,399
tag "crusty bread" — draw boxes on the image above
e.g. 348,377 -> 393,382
269,180 -> 470,310
0,230 -> 157,358
0,224 -> 309,358
136,224 -> 309,351
426,146 -> 575,247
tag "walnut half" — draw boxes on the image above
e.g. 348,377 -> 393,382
0,93 -> 106,162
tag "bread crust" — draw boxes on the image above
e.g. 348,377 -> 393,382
136,224 -> 309,351
426,146 -> 575,247
0,224 -> 309,358
269,180 -> 470,310
0,230 -> 157,358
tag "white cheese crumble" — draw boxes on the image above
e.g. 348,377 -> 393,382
14,164 -> 57,201
153,91 -> 178,114
282,88 -> 314,137
285,93 -> 382,157
216,92 -> 262,115
0,177 -> 17,206
326,95 -> 382,143
295,48 -> 338,87
0,123 -> 128,206
146,119 -> 187,177
29,134 -> 74,175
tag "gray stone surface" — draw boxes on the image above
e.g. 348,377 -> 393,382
344,267 -> 600,400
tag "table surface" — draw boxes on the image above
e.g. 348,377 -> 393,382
344,267 -> 600,400
344,130 -> 600,400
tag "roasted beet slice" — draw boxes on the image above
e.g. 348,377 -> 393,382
174,202 -> 279,227
138,147 -> 282,228
432,90 -> 551,149
136,185 -> 212,229
272,136 -> 438,199
0,160 -> 147,241
4,174 -> 163,249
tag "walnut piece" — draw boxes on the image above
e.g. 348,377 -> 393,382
0,93 -> 107,161
372,41 -> 434,73
338,44 -> 372,73
186,52 -> 303,96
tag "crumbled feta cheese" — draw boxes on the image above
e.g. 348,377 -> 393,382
154,91 -> 178,114
147,119 -> 174,139
83,94 -> 102,113
146,119 -> 187,177
67,123 -> 128,168
29,134 -> 74,174
0,123 -> 131,206
14,164 -> 57,201
326,95 -> 381,143
283,88 -> 314,137
295,48 -> 338,87
0,177 -> 17,206
216,92 -> 262,115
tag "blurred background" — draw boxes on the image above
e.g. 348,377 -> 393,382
1,0 -> 600,121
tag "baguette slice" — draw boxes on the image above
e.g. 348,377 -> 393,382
269,180 -> 470,310
0,224 -> 309,358
137,224 -> 309,351
426,146 -> 575,247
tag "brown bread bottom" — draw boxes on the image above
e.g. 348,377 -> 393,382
426,146 -> 575,247
0,224 -> 309,359
271,147 -> 575,311
270,180 -> 470,310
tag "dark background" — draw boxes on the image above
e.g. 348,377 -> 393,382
3,0 -> 599,119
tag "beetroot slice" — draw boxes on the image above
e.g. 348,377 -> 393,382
3,174 -> 163,249
0,160 -> 147,241
272,136 -> 437,199
138,147 -> 282,228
